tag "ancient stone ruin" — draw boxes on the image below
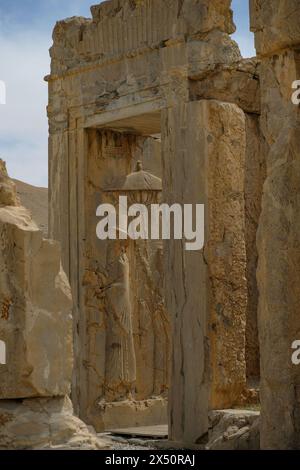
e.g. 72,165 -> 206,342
250,0 -> 300,450
0,0 -> 300,450
0,160 -> 106,449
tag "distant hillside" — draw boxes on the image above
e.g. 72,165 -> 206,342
13,179 -> 48,236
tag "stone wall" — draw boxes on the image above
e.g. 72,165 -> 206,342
251,0 -> 300,450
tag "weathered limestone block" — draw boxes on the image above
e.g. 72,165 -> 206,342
50,0 -> 235,76
90,0 -> 235,36
204,101 -> 247,409
0,396 -> 107,450
250,0 -> 300,56
162,102 -> 209,445
47,1 -> 238,124
0,160 -> 73,399
259,52 -> 300,147
206,409 -> 260,450
244,114 -> 265,379
189,58 -> 260,114
188,30 -> 241,81
0,160 -> 19,207
98,397 -> 168,431
189,60 -> 263,383
50,1 -> 231,74
162,100 -> 247,444
255,44 -> 300,447
14,180 -> 48,236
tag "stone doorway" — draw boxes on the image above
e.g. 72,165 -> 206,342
78,121 -> 171,431
47,0 -> 263,445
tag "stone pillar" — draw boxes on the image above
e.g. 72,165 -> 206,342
162,99 -> 247,444
245,113 -> 264,380
250,0 -> 300,449
189,56 -> 263,383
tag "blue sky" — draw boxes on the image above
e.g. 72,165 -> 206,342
0,0 -> 255,187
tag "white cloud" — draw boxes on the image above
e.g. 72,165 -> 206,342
0,30 -> 50,187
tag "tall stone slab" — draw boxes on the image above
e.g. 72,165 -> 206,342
0,161 -> 73,399
162,100 -> 247,444
251,0 -> 300,449
244,114 -> 264,380
189,57 -> 263,382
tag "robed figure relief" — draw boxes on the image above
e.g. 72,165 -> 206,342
104,238 -> 136,402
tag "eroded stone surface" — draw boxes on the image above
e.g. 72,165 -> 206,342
14,179 -> 48,236
206,409 -> 260,450
190,58 -> 260,114
0,160 -> 19,207
50,0 -> 235,75
98,398 -> 168,431
204,100 -> 247,409
253,3 -> 300,450
0,162 -> 108,449
0,396 -> 108,450
0,202 -> 73,399
163,99 -> 247,444
250,0 -> 300,56
244,114 -> 265,379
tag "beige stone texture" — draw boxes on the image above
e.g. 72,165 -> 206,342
244,114 -> 265,379
90,0 -> 236,38
189,58 -> 260,114
250,0 -> 300,56
0,160 -> 19,207
0,396 -> 108,450
50,0 -> 235,76
206,409 -> 260,450
252,1 -> 300,446
98,398 -> 168,431
187,30 -> 241,80
103,410 -> 260,450
190,60 -> 263,382
162,99 -> 247,444
0,162 -> 110,449
204,101 -> 247,409
0,159 -> 73,399
14,179 -> 48,236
